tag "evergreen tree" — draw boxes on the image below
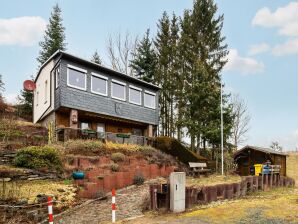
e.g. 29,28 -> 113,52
0,74 -> 4,97
154,12 -> 171,136
17,77 -> 33,120
37,3 -> 67,66
130,29 -> 157,83
0,74 -> 6,113
91,50 -> 102,65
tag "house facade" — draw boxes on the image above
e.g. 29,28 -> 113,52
33,50 -> 159,138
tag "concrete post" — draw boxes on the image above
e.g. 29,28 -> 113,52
170,172 -> 186,213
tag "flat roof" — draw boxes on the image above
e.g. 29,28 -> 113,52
35,50 -> 160,90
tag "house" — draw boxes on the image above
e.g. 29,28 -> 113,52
33,50 -> 159,141
234,145 -> 287,176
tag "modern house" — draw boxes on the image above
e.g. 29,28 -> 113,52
33,50 -> 159,141
234,145 -> 287,176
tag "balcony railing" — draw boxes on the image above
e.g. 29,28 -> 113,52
56,127 -> 148,146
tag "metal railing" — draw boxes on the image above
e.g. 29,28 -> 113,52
56,128 -> 148,146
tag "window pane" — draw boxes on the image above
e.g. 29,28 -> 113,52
81,122 -> 89,130
112,82 -> 125,100
92,76 -> 107,95
129,88 -> 141,104
68,68 -> 86,89
144,93 -> 155,108
55,68 -> 59,88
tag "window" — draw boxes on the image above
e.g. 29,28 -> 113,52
36,91 -> 39,106
129,85 -> 142,105
67,65 -> 87,90
111,79 -> 126,101
44,80 -> 48,103
55,67 -> 60,88
81,122 -> 89,130
91,73 -> 108,96
144,90 -> 156,109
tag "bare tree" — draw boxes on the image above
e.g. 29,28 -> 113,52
270,141 -> 283,152
230,94 -> 251,149
106,31 -> 138,76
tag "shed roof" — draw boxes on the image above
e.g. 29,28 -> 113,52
34,50 -> 160,90
234,145 -> 288,157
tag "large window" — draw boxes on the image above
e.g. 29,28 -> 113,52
91,73 -> 108,96
55,67 -> 60,88
111,79 -> 126,101
144,90 -> 156,109
129,85 -> 141,105
67,65 -> 87,91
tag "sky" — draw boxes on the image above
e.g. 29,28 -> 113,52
0,0 -> 298,150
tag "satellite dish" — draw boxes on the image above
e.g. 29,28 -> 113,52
23,80 -> 36,91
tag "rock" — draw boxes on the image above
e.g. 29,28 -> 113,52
0,178 -> 11,182
16,199 -> 28,205
57,188 -> 65,192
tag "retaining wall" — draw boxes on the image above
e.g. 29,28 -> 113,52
150,175 -> 295,210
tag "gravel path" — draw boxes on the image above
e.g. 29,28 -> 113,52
56,184 -> 149,224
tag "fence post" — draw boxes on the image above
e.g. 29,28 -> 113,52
47,196 -> 53,224
112,188 -> 116,223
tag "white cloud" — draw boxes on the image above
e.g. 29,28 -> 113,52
224,49 -> 265,75
252,2 -> 298,37
4,93 -> 18,104
248,43 -> 270,55
0,16 -> 46,46
272,38 -> 298,56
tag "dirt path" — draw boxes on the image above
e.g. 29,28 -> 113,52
56,184 -> 149,224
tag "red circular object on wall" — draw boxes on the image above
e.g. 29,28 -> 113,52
23,80 -> 36,91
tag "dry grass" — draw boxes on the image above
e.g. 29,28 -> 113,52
287,152 -> 298,182
0,180 -> 76,207
186,174 -> 241,187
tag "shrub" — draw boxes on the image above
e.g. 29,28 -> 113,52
64,140 -> 103,156
14,146 -> 62,171
154,136 -> 207,164
133,174 -> 145,185
104,142 -> 140,152
109,163 -> 119,172
111,152 -> 125,162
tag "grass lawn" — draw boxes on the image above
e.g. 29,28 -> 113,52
123,153 -> 298,224
0,179 -> 77,207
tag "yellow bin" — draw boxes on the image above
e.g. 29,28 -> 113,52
254,164 -> 262,176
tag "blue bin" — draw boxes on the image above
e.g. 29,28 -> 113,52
72,171 -> 85,180
262,165 -> 270,175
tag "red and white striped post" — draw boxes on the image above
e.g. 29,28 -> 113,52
47,196 -> 54,224
112,188 -> 116,223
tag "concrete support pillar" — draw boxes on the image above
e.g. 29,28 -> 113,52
147,124 -> 153,138
70,109 -> 78,129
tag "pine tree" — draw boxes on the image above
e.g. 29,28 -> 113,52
154,12 -> 171,136
91,50 -> 102,65
17,77 -> 33,120
130,29 -> 157,83
37,3 -> 67,66
0,74 -> 4,97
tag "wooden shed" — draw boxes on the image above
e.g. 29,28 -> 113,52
234,145 -> 287,176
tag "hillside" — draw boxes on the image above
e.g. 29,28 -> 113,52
287,152 -> 298,182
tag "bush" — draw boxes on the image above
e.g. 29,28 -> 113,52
109,163 -> 119,172
111,152 -> 125,162
64,140 -> 103,156
155,136 -> 207,164
133,174 -> 145,185
14,146 -> 62,171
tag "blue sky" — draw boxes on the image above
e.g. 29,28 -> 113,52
0,0 -> 298,150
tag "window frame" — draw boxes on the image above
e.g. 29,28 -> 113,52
55,67 -> 60,89
91,72 -> 108,96
67,64 -> 87,91
129,85 -> 142,105
44,80 -> 48,104
144,90 -> 156,109
111,79 -> 126,101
